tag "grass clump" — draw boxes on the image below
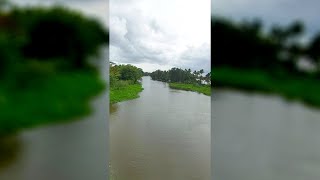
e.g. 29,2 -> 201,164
110,81 -> 143,104
169,83 -> 211,96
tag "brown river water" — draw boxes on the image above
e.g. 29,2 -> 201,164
110,76 -> 211,180
213,89 -> 320,180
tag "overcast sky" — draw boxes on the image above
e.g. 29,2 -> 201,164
12,0 -> 211,73
212,0 -> 320,43
110,0 -> 211,73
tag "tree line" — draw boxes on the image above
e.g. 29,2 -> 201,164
212,16 -> 320,77
110,62 -> 144,89
0,5 -> 108,88
149,68 -> 211,85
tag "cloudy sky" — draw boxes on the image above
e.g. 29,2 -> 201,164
212,0 -> 320,43
110,0 -> 211,72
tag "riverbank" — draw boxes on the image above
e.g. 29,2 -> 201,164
213,67 -> 320,107
0,71 -> 105,136
109,63 -> 144,104
110,83 -> 143,104
169,83 -> 211,96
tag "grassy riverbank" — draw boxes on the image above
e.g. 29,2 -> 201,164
169,83 -> 211,96
0,71 -> 105,136
110,83 -> 143,104
0,6 -> 108,136
109,63 -> 144,104
213,67 -> 320,107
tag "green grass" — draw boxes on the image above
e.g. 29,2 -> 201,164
0,71 -> 105,136
213,67 -> 320,107
169,83 -> 211,96
110,83 -> 143,104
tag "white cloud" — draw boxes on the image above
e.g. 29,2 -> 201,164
11,0 -> 211,73
177,43 -> 211,73
110,0 -> 211,72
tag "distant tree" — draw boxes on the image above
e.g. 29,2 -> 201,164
150,67 -> 206,85
308,32 -> 320,66
212,16 -> 308,75
205,72 -> 211,85
13,6 -> 108,69
117,64 -> 143,83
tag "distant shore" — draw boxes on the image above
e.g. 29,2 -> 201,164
213,67 -> 320,108
169,83 -> 211,96
0,71 -> 105,136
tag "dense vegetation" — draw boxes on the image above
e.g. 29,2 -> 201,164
150,68 -> 211,96
110,62 -> 144,104
169,83 -> 211,96
212,16 -> 320,107
213,16 -> 305,74
0,5 -> 108,136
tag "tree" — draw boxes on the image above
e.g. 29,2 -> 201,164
14,6 -> 108,69
150,67 -> 206,85
205,72 -> 211,85
308,32 -> 320,66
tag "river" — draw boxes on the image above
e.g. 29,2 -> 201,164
213,89 -> 320,180
0,48 -> 109,180
110,76 -> 211,180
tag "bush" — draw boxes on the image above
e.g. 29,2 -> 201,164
0,32 -> 21,80
11,6 -> 108,69
11,60 -> 58,89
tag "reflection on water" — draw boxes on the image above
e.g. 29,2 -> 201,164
213,89 -> 320,180
110,77 -> 211,180
0,136 -> 21,171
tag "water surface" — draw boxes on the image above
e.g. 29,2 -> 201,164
110,76 -> 211,180
213,89 -> 320,180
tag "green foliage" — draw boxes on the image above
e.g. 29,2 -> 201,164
0,33 -> 18,79
118,65 -> 143,83
0,6 -> 108,136
0,71 -> 105,136
150,69 -> 169,82
9,6 -> 108,69
213,67 -> 320,107
211,16 -> 320,106
150,67 -> 210,85
109,62 -> 144,104
110,84 -> 143,104
212,16 -> 307,74
0,6 -> 108,84
169,83 -> 211,96
308,32 -> 320,63
150,67 -> 210,94
110,63 -> 143,85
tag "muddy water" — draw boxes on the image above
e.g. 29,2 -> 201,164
110,77 -> 211,180
213,89 -> 320,180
